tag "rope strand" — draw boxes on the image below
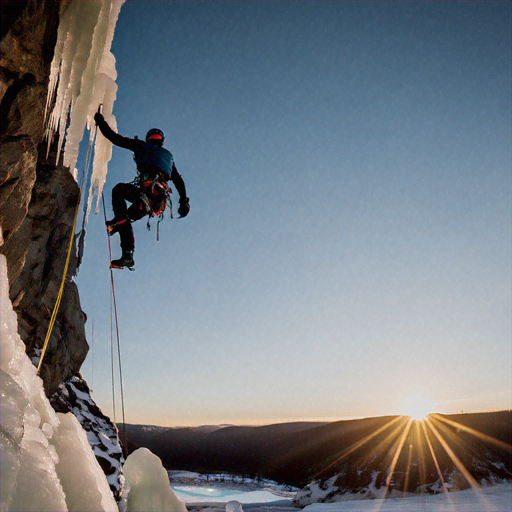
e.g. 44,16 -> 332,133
36,188 -> 81,374
110,277 -> 116,422
38,123 -> 98,374
102,193 -> 128,457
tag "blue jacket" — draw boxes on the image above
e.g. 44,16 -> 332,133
133,144 -> 174,179
97,118 -> 187,198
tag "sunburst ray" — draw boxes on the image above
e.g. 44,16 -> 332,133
311,415 -> 405,481
425,417 -> 480,489
432,414 -> 512,453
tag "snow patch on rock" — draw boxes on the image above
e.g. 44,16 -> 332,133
50,374 -> 125,501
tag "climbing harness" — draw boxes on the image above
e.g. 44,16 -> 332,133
130,172 -> 174,241
147,195 -> 173,242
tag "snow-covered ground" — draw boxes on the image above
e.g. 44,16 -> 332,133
301,482 -> 512,512
169,472 -> 511,512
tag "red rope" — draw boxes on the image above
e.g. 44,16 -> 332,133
102,193 -> 128,457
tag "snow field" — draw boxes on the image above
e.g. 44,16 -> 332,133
301,482 -> 512,512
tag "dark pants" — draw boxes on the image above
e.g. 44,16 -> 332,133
111,183 -> 147,252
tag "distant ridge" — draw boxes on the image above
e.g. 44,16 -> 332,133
120,411 -> 511,496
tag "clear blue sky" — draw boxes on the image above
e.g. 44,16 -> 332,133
76,0 -> 511,427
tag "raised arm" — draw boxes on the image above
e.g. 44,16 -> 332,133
94,112 -> 139,151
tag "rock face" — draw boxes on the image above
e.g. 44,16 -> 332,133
1,0 -> 88,397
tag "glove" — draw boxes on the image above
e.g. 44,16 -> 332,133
178,197 -> 190,218
94,112 -> 104,125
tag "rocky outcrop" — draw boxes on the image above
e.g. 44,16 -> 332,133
1,0 -> 57,249
1,0 -> 88,396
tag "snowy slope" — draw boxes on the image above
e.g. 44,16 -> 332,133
301,482 -> 512,512
294,464 -> 511,508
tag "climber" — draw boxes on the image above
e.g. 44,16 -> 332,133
94,112 -> 190,269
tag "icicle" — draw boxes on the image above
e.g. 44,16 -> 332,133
45,0 -> 124,218
63,1 -> 114,172
86,50 -> 119,219
47,2 -> 102,158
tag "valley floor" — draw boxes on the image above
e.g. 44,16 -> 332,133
169,471 -> 300,511
169,474 -> 511,512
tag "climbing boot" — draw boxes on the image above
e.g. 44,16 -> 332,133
110,250 -> 134,269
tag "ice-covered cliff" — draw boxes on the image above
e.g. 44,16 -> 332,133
1,0 -> 124,502
1,0 -> 122,396
0,253 -> 119,511
1,252 -> 188,511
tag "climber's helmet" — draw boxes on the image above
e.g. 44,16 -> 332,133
146,128 -> 165,146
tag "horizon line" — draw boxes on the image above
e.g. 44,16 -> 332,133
118,408 -> 512,429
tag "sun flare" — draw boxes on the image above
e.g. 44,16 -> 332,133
400,395 -> 437,421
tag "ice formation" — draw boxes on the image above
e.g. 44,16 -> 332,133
0,252 -> 117,511
123,448 -> 187,512
46,0 -> 124,217
225,501 -> 243,512
52,413 -> 119,511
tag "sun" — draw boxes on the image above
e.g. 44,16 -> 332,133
400,395 -> 436,421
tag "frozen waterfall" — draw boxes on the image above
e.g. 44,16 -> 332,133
0,252 -> 118,511
45,0 -> 124,218
0,250 -> 190,511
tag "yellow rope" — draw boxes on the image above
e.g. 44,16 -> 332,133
37,189 -> 81,374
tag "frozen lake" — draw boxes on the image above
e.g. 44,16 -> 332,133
172,484 -> 294,505
169,471 -> 511,512
169,471 -> 299,510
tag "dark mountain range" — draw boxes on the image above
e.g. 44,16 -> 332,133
121,420 -> 330,482
120,411 -> 511,496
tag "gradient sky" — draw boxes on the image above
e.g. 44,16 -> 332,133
76,0 -> 511,427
